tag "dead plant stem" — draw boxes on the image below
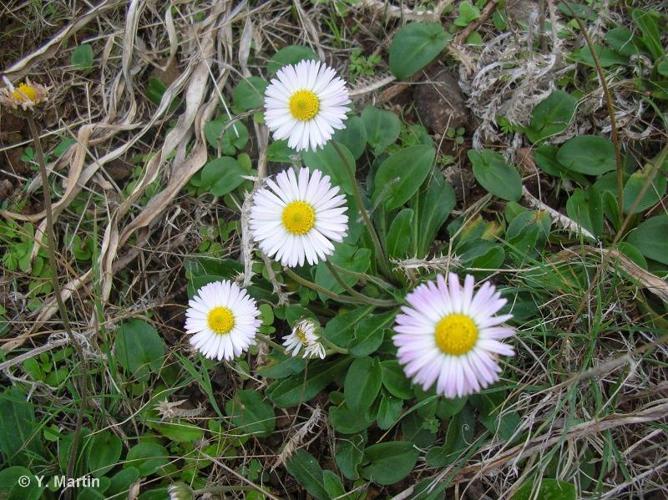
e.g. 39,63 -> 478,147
567,4 -> 624,227
28,115 -> 89,500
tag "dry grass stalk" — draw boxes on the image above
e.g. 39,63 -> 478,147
272,406 -> 323,470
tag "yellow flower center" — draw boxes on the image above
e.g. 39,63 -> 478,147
434,314 -> 478,356
11,83 -> 38,103
207,306 -> 235,335
289,89 -> 320,121
295,327 -> 308,345
282,201 -> 316,235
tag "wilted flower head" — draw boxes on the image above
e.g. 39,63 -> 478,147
283,319 -> 326,359
393,273 -> 516,398
0,79 -> 49,111
167,482 -> 193,500
264,60 -> 350,151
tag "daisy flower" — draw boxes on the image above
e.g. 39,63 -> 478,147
250,167 -> 348,267
283,319 -> 326,359
393,273 -> 516,399
0,79 -> 49,111
264,60 -> 351,151
184,280 -> 261,361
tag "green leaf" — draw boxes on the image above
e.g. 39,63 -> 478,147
344,357 -> 382,412
125,442 -> 169,476
114,319 -> 165,382
454,1 -> 481,27
525,90 -> 577,143
232,77 -> 267,111
333,116 -> 367,159
225,390 -> 275,437
267,357 -> 351,408
617,242 -> 648,269
205,120 -> 249,155
512,478 -> 577,500
389,22 -> 451,80
534,144 -> 565,176
605,27 -> 641,58
376,395 -> 403,430
335,434 -> 366,480
572,45 -> 628,67
200,157 -> 247,196
257,352 -> 305,379
86,432 -> 122,477
152,421 -> 204,443
362,106 -> 401,155
322,470 -> 346,498
323,306 -> 374,348
381,360 -> 413,400
285,450 -> 329,500
566,188 -> 603,238
71,43 -> 94,70
623,167 -> 666,214
267,46 -> 317,75
362,441 -> 419,486
626,215 -> 668,265
314,245 -> 371,299
350,312 -> 395,357
632,9 -> 662,60
556,136 -> 616,175
330,404 -> 375,434
146,78 -> 167,105
469,149 -> 522,201
374,145 -> 436,210
426,406 -> 475,467
108,467 -> 140,496
302,141 -> 356,195
0,388 -> 43,465
0,466 -> 44,500
387,208 -> 414,258
267,139 -> 294,163
413,172 -> 456,256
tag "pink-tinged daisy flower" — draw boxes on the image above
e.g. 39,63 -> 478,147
264,60 -> 351,151
393,273 -> 515,398
185,280 -> 261,361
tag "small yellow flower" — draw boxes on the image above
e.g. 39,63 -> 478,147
0,79 -> 49,111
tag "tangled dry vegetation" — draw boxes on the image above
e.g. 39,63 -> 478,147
0,1 -> 667,499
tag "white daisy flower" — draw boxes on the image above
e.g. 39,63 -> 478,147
264,60 -> 351,151
184,280 -> 261,361
393,273 -> 516,399
249,167 -> 348,267
283,319 -> 326,359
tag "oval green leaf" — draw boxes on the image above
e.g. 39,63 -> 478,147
556,135 -> 616,175
389,22 -> 451,80
374,145 -> 436,209
468,149 -> 522,201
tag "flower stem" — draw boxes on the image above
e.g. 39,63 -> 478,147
256,332 -> 286,353
565,4 -> 624,228
325,261 -> 396,307
331,141 -> 391,276
322,337 -> 349,355
28,115 -> 88,500
284,267 -> 370,306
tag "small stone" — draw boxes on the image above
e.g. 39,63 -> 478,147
0,178 -> 13,200
105,158 -> 133,182
414,68 -> 470,135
